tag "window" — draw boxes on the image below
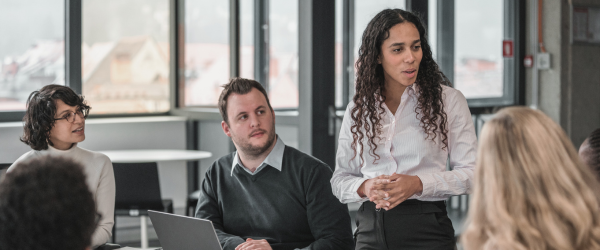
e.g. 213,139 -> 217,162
429,0 -> 521,107
0,0 -> 64,112
183,0 -> 230,107
82,0 -> 170,114
268,0 -> 299,109
454,0 -> 504,99
174,0 -> 299,110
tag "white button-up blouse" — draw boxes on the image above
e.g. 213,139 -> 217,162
331,84 -> 477,204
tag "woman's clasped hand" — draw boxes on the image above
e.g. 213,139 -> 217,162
361,174 -> 423,210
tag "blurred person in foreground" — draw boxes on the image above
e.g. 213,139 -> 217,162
462,106 -> 600,250
0,156 -> 98,250
195,77 -> 353,250
579,128 -> 600,177
8,84 -> 114,247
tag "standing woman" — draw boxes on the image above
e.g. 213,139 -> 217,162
331,9 -> 477,249
8,84 -> 115,248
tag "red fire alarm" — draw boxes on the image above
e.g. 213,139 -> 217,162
503,40 -> 514,58
524,55 -> 533,68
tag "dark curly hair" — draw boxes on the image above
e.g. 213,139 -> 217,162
351,9 -> 451,164
0,156 -> 97,250
583,128 -> 600,175
20,84 -> 90,150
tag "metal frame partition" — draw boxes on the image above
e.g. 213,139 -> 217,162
65,0 -> 82,95
298,0 -> 337,168
340,0 -> 354,108
254,0 -> 269,87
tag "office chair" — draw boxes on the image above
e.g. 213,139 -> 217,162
112,162 -> 173,246
0,163 -> 11,181
186,190 -> 201,216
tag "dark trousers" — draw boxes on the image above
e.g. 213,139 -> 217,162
354,200 -> 455,250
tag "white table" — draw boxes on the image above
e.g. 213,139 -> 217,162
99,149 -> 212,248
100,149 -> 212,163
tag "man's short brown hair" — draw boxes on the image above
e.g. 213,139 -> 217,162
218,77 -> 273,124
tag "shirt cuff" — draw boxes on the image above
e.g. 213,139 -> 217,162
413,173 -> 435,199
348,177 -> 370,203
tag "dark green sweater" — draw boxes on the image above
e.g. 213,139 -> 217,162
195,146 -> 354,250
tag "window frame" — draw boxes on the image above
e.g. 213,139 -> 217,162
170,0 -> 237,110
0,0 -> 172,122
0,0 -> 307,123
169,0 -> 238,120
340,0 -> 354,109
171,0 -> 300,124
173,0 -> 302,112
0,0 -> 78,122
0,0 -> 525,122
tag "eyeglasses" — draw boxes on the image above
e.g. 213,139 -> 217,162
54,109 -> 86,123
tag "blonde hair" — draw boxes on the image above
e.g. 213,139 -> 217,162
462,107 -> 600,250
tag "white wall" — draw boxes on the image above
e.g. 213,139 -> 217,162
525,0 -> 600,147
0,122 -> 33,162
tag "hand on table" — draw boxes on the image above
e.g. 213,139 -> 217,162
235,238 -> 272,250
368,173 -> 423,210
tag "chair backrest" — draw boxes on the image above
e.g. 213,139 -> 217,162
0,164 -> 10,169
113,162 -> 164,211
0,163 -> 11,181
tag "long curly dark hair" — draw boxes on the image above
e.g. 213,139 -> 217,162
351,9 -> 452,164
20,85 -> 90,151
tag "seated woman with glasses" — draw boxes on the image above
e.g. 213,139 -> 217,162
8,84 -> 115,248
462,107 -> 600,250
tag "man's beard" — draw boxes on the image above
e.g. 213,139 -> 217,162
233,126 -> 276,157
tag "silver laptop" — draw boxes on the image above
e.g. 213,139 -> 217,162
148,210 -> 223,250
